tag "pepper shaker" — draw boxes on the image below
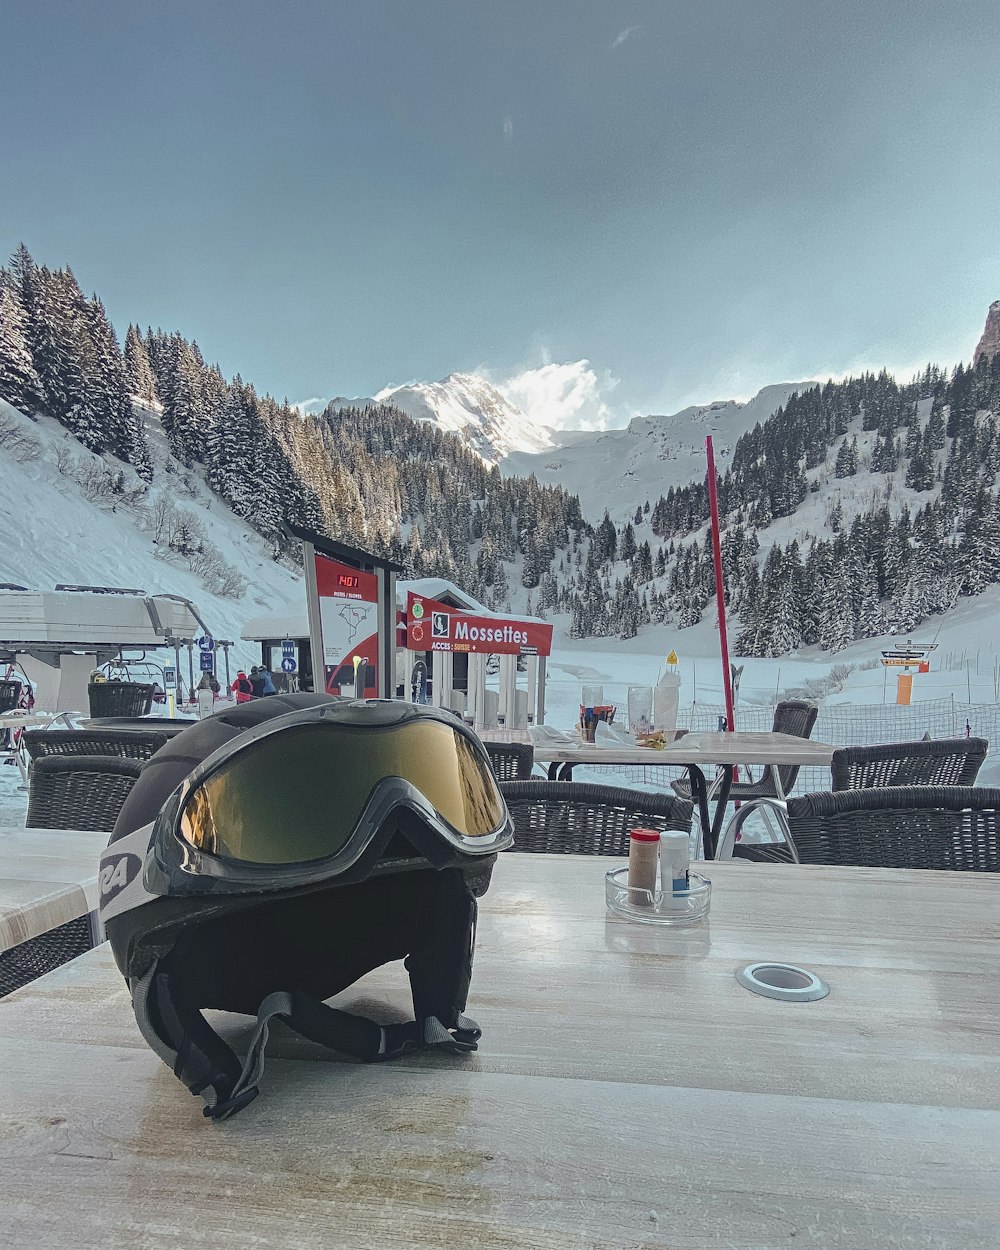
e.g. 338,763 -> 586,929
628,828 -> 660,906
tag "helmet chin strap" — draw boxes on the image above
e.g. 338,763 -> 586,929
132,869 -> 483,1121
206,992 -> 482,1122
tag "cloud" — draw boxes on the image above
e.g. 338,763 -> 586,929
290,397 -> 330,417
611,26 -> 638,50
495,360 -> 622,432
502,116 -> 513,142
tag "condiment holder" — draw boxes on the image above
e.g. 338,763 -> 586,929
605,867 -> 712,926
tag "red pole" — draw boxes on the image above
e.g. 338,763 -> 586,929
706,436 -> 736,732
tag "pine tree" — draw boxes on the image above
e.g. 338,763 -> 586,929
124,324 -> 159,404
620,522 -> 637,562
0,273 -> 42,413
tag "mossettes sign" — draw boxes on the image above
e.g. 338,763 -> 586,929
405,592 -> 552,657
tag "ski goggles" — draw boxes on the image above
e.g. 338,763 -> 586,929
100,702 -> 513,920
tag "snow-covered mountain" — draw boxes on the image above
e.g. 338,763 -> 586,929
373,372 -> 553,464
502,382 -> 817,523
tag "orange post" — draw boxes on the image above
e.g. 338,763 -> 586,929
896,673 -> 913,705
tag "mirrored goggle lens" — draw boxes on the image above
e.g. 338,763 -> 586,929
178,720 -> 504,864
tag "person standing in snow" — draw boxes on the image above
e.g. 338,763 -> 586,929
260,668 -> 277,696
231,671 -> 254,703
249,666 -> 265,698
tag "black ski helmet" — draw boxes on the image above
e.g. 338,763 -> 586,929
101,693 -> 512,1120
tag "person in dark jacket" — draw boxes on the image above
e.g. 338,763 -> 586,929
249,666 -> 265,698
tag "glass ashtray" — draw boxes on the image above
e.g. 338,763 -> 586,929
605,867 -> 712,926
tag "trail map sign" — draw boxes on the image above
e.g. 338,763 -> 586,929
313,555 -> 379,695
295,525 -> 402,700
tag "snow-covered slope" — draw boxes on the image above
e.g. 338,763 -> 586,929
374,372 -> 553,464
0,399 -> 303,672
502,382 -> 818,523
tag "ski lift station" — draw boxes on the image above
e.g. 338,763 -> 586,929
243,531 -> 553,729
0,585 -> 209,712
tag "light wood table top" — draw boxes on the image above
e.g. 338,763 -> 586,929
0,825 -> 106,952
483,727 -> 836,768
1,856 -> 998,1249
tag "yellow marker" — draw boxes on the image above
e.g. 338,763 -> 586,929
666,650 -> 678,666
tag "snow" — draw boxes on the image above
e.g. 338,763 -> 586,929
502,381 -> 818,524
0,398 -> 302,676
375,372 -> 553,464
3,361 -> 1000,836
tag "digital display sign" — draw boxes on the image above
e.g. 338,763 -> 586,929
337,573 -> 360,589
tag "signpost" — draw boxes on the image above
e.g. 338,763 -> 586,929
404,591 -> 553,656
199,652 -> 215,673
197,635 -> 215,653
880,641 -> 936,705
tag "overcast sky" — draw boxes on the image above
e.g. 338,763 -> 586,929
3,1 -> 999,429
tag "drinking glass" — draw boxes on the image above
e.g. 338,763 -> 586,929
628,686 -> 653,735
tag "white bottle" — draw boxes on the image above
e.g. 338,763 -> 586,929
653,670 -> 681,735
659,830 -> 690,913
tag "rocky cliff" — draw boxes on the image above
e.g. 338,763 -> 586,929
974,299 -> 1000,364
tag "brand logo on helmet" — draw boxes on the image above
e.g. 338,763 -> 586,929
99,853 -> 141,904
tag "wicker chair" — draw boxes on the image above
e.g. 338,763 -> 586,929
830,738 -> 988,790
87,682 -> 154,718
0,914 -> 94,999
26,755 -> 144,832
782,786 -> 1000,870
670,699 -> 819,804
22,728 -> 174,761
484,741 -> 535,781
0,679 -> 23,714
500,780 -> 692,855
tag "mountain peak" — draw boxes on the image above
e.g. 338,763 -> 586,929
375,372 -> 552,464
974,300 -> 1000,366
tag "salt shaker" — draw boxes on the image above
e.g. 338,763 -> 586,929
628,828 -> 660,906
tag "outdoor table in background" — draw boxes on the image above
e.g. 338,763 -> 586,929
483,728 -> 836,858
1,855 -> 997,1249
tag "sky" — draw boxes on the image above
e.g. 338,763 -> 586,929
3,1 -> 999,431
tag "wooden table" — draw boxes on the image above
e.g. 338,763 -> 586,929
1,856 -> 997,1249
486,729 -> 836,858
0,825 -> 106,953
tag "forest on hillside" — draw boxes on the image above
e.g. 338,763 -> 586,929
2,242 -> 1000,655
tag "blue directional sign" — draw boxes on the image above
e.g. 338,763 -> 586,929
199,652 -> 215,672
281,657 -> 297,674
281,639 -> 295,656
163,666 -> 177,689
197,635 -> 215,652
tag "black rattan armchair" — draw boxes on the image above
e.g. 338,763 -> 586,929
670,699 -> 819,804
22,728 -> 174,761
87,682 -> 154,718
500,780 -> 692,855
782,786 -> 1000,870
830,738 -> 988,790
26,755 -> 144,832
485,741 -> 535,781
0,915 -> 95,999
